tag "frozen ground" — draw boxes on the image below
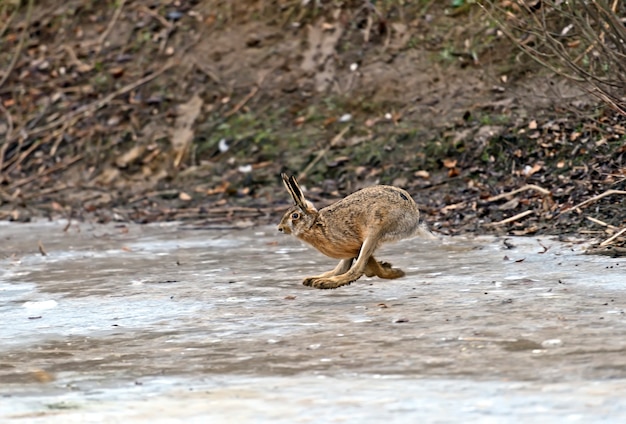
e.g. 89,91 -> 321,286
1,221 -> 625,423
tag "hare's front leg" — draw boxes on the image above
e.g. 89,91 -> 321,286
303,259 -> 353,287
308,237 -> 379,289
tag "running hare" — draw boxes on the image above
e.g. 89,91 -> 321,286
278,173 -> 428,289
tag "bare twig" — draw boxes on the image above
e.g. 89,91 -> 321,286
0,0 -> 34,91
441,201 -> 467,214
136,4 -> 174,29
298,125 -> 350,181
484,210 -> 534,227
7,60 -> 176,145
0,101 -> 14,139
9,155 -> 83,190
223,86 -> 259,118
481,1 -> 626,115
599,227 -> 626,247
224,67 -> 274,118
561,189 -> 626,214
96,0 -> 127,53
37,240 -> 47,256
63,215 -> 72,232
21,184 -> 70,201
586,216 -> 618,231
487,184 -> 551,202
193,62 -> 222,84
0,0 -> 20,40
0,102 -> 14,173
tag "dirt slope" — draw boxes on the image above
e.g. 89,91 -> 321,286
0,1 -> 624,249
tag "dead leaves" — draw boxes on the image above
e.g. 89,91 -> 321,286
442,158 -> 459,177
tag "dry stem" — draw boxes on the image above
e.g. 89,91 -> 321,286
484,210 -> 534,227
599,227 -> 626,247
562,189 -> 626,214
487,184 -> 550,202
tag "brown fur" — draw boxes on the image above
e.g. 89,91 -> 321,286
278,174 -> 423,289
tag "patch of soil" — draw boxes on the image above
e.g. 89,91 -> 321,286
0,1 -> 624,250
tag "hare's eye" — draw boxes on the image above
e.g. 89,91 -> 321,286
291,212 -> 300,220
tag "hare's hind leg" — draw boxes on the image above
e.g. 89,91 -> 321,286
308,236 -> 379,289
303,259 -> 353,287
364,257 -> 405,279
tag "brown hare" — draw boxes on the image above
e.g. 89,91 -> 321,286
278,173 -> 429,289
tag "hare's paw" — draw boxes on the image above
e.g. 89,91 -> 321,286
302,269 -> 339,286
378,261 -> 393,269
364,259 -> 405,280
312,277 -> 348,289
302,276 -> 330,287
384,268 -> 405,279
303,276 -> 354,289
377,261 -> 405,279
302,276 -> 315,287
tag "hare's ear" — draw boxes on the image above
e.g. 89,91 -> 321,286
281,173 -> 317,214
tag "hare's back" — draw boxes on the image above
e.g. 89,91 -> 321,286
324,185 -> 419,225
353,185 -> 417,205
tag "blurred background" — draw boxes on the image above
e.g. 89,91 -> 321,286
0,0 -> 624,245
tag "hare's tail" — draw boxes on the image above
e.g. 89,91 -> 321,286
413,222 -> 438,240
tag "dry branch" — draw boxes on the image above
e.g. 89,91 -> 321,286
483,210 -> 534,227
561,189 -> 626,214
9,155 -> 83,190
481,0 -> 626,115
223,67 -> 274,118
37,240 -> 47,256
600,227 -> 626,247
0,0 -> 34,91
96,0 -> 127,54
487,184 -> 551,202
586,216 -> 618,231
298,125 -> 350,181
224,86 -> 259,118
6,60 -> 175,146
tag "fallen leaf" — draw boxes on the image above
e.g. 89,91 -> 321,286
443,158 -> 457,168
115,145 -> 145,168
206,182 -> 230,195
323,116 -> 337,126
109,67 -> 125,78
522,163 -> 542,177
32,370 -> 55,383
